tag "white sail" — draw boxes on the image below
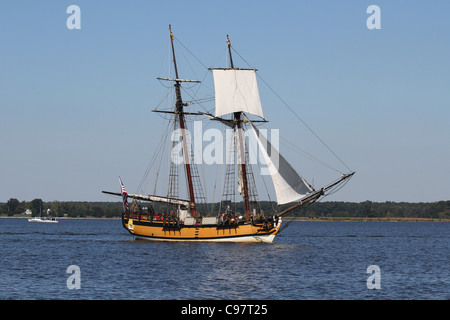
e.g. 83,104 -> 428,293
212,69 -> 264,118
250,122 -> 314,205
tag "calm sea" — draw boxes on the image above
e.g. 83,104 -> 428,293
0,218 -> 448,300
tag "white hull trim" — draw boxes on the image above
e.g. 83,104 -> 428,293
134,233 -> 276,243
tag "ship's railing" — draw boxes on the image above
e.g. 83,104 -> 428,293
125,211 -> 245,227
183,217 -> 219,226
126,211 -> 164,221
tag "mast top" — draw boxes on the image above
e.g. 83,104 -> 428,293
169,24 -> 174,40
226,35 -> 234,69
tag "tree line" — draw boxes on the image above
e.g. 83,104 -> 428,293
0,198 -> 122,218
279,200 -> 450,220
1,198 -> 449,219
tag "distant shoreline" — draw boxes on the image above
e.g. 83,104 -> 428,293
1,215 -> 449,222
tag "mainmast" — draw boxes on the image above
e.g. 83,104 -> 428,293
227,35 -> 251,215
169,25 -> 197,217
227,35 -> 234,69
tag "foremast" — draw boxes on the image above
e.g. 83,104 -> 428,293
169,25 -> 197,217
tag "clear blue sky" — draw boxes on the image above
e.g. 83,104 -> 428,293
1,0 -> 449,203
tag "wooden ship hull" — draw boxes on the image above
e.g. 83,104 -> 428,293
123,215 -> 282,243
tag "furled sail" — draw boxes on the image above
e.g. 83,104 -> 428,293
249,122 -> 315,205
235,128 -> 245,196
211,69 -> 264,118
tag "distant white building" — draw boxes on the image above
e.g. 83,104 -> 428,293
24,209 -> 32,215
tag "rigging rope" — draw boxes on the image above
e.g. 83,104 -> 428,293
231,47 -> 353,173
136,119 -> 172,195
279,136 -> 344,174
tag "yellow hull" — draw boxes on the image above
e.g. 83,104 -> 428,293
123,218 -> 282,243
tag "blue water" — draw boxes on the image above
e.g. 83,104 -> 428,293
0,218 -> 448,300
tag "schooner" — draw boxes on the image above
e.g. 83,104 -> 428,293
103,26 -> 354,242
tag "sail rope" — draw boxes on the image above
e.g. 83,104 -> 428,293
136,119 -> 172,195
279,172 -> 354,231
174,37 -> 210,70
142,36 -> 353,223
231,47 -> 353,173
279,136 -> 344,174
279,198 -> 318,232
158,38 -> 353,177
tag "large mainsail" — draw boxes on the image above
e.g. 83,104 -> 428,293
212,69 -> 264,119
249,122 -> 315,205
211,61 -> 314,205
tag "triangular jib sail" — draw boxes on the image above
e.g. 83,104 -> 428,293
249,122 -> 315,205
211,68 -> 264,119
